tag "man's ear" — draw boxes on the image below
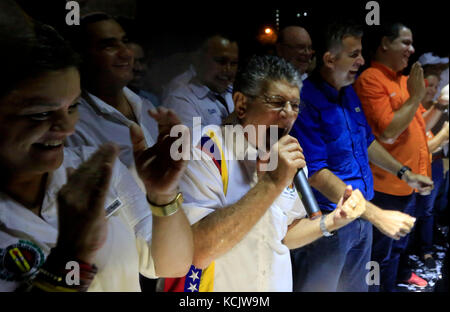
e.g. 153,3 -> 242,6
323,51 -> 336,70
233,92 -> 248,119
381,36 -> 390,51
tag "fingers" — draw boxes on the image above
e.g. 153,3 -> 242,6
148,108 -> 182,128
130,122 -> 147,154
59,143 -> 118,210
342,185 -> 353,203
279,135 -> 302,149
340,188 -> 365,219
66,167 -> 75,178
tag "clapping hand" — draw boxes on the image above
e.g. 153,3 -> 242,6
57,143 -> 119,264
130,107 -> 189,205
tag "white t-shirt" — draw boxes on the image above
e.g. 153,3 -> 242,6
0,147 -> 156,292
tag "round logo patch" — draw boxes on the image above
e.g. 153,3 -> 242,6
0,240 -> 44,282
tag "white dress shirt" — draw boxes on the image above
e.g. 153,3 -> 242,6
162,73 -> 234,128
179,124 -> 307,291
0,147 -> 156,292
161,65 -> 197,103
65,87 -> 158,168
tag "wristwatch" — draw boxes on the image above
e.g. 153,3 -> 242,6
320,214 -> 334,237
148,192 -> 183,217
397,166 -> 411,180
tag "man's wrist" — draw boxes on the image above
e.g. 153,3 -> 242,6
324,213 -> 337,233
361,201 -> 381,223
397,165 -> 412,180
260,174 -> 286,194
147,191 -> 178,206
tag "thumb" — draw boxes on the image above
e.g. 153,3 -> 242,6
129,122 -> 147,154
343,185 -> 353,203
66,167 -> 75,178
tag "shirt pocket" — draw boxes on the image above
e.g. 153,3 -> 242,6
321,109 -> 353,170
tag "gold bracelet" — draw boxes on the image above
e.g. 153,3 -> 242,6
148,192 -> 183,217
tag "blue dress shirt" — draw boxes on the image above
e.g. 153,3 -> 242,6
290,75 -> 375,212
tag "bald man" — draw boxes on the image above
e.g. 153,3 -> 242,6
276,26 -> 314,80
163,34 -> 239,127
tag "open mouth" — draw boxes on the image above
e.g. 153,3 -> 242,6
32,141 -> 64,150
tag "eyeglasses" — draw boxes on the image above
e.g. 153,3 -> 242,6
250,94 -> 302,113
282,43 -> 314,54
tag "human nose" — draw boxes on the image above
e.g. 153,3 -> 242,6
279,101 -> 298,116
118,43 -> 133,60
50,109 -> 77,136
358,54 -> 365,66
409,44 -> 415,55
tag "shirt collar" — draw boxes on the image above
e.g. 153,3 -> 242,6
371,61 -> 403,80
309,73 -> 341,103
84,87 -> 142,127
189,79 -> 233,101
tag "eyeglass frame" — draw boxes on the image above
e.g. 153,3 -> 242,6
246,93 -> 302,113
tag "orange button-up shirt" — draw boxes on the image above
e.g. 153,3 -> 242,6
354,62 -> 431,196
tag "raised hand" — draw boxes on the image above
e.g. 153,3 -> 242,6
407,62 -> 426,102
56,143 -> 119,264
130,107 -> 189,205
263,135 -> 306,191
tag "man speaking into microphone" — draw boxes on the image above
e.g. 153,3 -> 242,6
289,22 -> 433,292
161,55 -> 368,292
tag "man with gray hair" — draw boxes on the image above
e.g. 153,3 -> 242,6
161,55 -> 367,292
276,25 -> 315,80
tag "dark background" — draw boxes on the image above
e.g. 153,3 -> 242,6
16,0 -> 449,88
17,0 -> 448,57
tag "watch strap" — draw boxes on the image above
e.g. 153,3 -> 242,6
397,165 -> 412,180
148,192 -> 183,217
320,214 -> 334,237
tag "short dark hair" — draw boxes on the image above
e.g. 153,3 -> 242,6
233,55 -> 302,97
1,18 -> 80,98
65,12 -> 113,55
366,22 -> 409,55
315,22 -> 363,68
379,22 -> 407,43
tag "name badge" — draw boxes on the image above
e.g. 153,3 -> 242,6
105,198 -> 122,218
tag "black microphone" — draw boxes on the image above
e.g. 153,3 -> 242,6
293,168 -> 322,220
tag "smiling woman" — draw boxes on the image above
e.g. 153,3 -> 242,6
0,68 -> 81,175
0,2 -> 193,292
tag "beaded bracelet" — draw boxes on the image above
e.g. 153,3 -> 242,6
31,248 -> 98,292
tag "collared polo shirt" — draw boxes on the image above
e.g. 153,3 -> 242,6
65,87 -> 158,168
354,62 -> 431,196
162,76 -> 234,128
290,75 -> 375,212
